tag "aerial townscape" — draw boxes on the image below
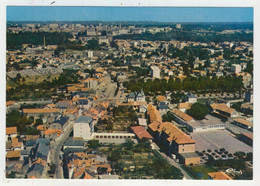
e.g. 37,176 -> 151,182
5,12 -> 253,180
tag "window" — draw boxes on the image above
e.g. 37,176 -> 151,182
120,136 -> 122,139
100,136 -> 103,138
96,136 -> 99,138
104,136 -> 107,138
124,136 -> 126,138
108,136 -> 111,138
112,136 -> 115,138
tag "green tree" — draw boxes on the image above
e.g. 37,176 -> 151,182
88,140 -> 100,149
187,103 -> 209,120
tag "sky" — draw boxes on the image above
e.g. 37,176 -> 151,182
7,7 -> 253,22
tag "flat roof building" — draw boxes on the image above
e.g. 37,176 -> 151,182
186,115 -> 226,133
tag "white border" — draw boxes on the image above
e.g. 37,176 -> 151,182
1,1 -> 260,186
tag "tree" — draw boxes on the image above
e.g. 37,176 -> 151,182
187,103 -> 209,120
86,39 -> 100,50
108,150 -> 122,163
162,111 -> 175,122
88,140 -> 100,149
35,118 -> 43,126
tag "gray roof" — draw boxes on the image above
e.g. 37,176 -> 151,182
64,139 -> 84,147
128,92 -> 136,98
180,152 -> 200,158
188,94 -> 197,98
21,150 -> 30,156
36,142 -> 49,160
75,116 -> 93,124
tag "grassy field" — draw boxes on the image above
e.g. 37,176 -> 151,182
185,165 -> 215,179
7,74 -> 60,88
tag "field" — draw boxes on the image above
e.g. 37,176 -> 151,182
7,74 -> 60,88
184,165 -> 215,179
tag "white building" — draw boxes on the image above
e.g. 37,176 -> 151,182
187,94 -> 197,104
150,66 -> 161,79
176,24 -> 182,29
87,50 -> 93,58
73,116 -> 94,140
186,115 -> 226,133
231,64 -> 241,74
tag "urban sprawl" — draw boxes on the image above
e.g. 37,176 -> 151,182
6,22 -> 253,180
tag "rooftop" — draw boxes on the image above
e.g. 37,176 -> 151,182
233,118 -> 253,127
23,108 -> 60,114
208,172 -> 233,180
64,138 -> 84,147
131,126 -> 153,140
172,109 -> 193,122
187,115 -> 225,128
149,121 -> 195,144
210,103 -> 235,114
6,127 -> 17,135
75,116 -> 93,124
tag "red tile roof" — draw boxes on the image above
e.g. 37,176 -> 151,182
6,127 -> 17,135
131,126 -> 153,140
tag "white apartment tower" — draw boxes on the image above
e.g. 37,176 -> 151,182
231,64 -> 242,74
151,66 -> 161,79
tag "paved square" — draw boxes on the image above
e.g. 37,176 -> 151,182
190,130 -> 252,154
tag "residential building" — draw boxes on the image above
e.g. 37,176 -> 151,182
150,66 -> 161,79
233,118 -> 253,130
74,116 -> 94,140
172,109 -> 194,126
187,93 -> 197,104
131,126 -> 153,142
231,64 -> 241,74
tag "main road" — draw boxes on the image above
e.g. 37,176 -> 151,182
49,121 -> 74,178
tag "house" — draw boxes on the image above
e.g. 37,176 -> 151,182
208,172 -> 233,180
172,109 -> 194,126
26,162 -> 45,179
131,126 -> 153,142
210,103 -> 239,120
56,100 -> 73,110
178,102 -> 192,113
157,102 -> 170,115
139,105 -> 147,113
138,118 -> 147,128
233,118 -> 253,130
6,127 -> 18,141
156,95 -> 167,103
77,98 -> 90,110
50,115 -> 69,131
73,116 -> 94,140
127,89 -> 145,102
187,93 -> 197,104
